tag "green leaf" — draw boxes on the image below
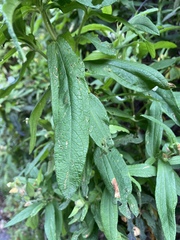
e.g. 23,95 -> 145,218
145,101 -> 163,157
29,88 -> 51,153
169,156 -> 180,165
145,41 -> 156,58
0,47 -> 17,65
73,23 -> 114,35
25,142 -> 52,175
81,33 -> 116,55
127,194 -> 139,217
100,188 -> 118,240
86,60 -> 169,92
30,202 -> 46,217
54,202 -> 62,240
155,160 -> 177,240
89,93 -> 113,152
76,0 -> 117,9
26,215 -> 39,230
26,182 -> 35,197
129,15 -> 159,35
154,41 -> 177,49
45,203 -> 56,240
128,163 -> 156,177
1,0 -> 26,61
142,114 -> 177,145
149,88 -> 180,126
94,147 -> 132,204
151,58 -> 177,70
84,51 -> 115,61
47,37 -> 89,199
109,125 -> 129,134
5,202 -> 42,227
0,51 -> 35,98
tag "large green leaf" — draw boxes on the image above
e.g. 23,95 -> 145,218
47,37 -> 89,199
155,160 -> 177,240
89,93 -> 113,152
5,202 -> 43,227
100,188 -> 119,240
29,88 -> 51,153
145,101 -> 163,157
76,0 -> 117,9
85,60 -> 169,92
94,147 -> 132,204
45,203 -> 56,240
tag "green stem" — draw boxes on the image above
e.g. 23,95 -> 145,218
41,9 -> 57,41
75,8 -> 89,50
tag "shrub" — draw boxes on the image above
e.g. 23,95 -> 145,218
1,0 -> 180,239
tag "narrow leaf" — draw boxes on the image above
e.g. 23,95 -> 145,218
47,37 -> 89,198
54,202 -> 63,239
89,93 -> 113,152
86,60 -> 169,92
94,147 -> 132,204
142,114 -> 177,145
5,202 -> 42,227
100,188 -> 118,240
151,58 -> 177,70
29,88 -> 51,153
45,203 -> 56,240
128,164 -> 156,177
155,160 -> 177,240
128,194 -> 139,217
145,101 -> 163,157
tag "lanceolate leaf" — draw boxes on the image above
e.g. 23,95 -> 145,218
145,101 -> 163,157
94,147 -> 132,204
29,88 -> 51,153
47,37 -> 89,199
155,160 -> 177,240
89,93 -> 113,152
45,203 -> 56,240
5,202 -> 43,227
100,188 -> 119,240
86,60 -> 169,92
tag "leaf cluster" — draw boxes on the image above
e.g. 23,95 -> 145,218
1,0 -> 180,240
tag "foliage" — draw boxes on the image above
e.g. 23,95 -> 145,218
0,0 -> 180,239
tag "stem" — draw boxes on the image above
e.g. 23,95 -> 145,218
75,8 -> 89,50
41,9 -> 57,41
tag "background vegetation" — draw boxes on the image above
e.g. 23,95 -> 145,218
0,0 -> 180,239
